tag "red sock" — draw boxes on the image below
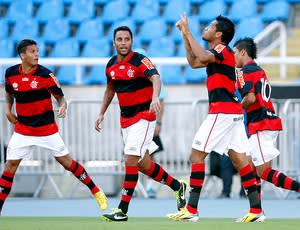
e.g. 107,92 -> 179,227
0,170 -> 15,213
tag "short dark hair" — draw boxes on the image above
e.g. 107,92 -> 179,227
233,37 -> 257,59
113,26 -> 133,40
17,39 -> 37,55
215,15 -> 235,45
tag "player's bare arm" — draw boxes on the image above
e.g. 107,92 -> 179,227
95,80 -> 115,132
5,92 -> 17,124
149,74 -> 161,114
176,14 -> 215,68
241,92 -> 256,109
55,96 -> 67,118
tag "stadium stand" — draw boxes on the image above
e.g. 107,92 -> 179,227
0,0 -> 299,84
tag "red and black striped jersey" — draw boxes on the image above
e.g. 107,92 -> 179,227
5,64 -> 64,136
237,61 -> 282,135
206,44 -> 243,114
106,51 -> 159,128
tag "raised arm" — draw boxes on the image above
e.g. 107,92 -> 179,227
95,80 -> 115,132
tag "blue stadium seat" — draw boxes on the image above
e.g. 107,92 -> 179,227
43,19 -> 70,42
102,0 -> 129,24
261,0 -> 290,23
0,0 -> 14,4
32,0 -> 49,4
5,0 -> 33,23
0,20 -> 9,39
93,0 -> 111,4
160,66 -> 185,84
76,18 -> 103,42
190,0 -> 205,4
139,18 -> 167,43
12,19 -> 39,42
171,16 -> 201,43
163,0 -> 191,23
84,65 -> 107,85
50,39 -> 79,57
288,0 -> 300,3
227,0 -> 257,23
108,18 -> 136,39
67,0 -> 95,24
81,39 -> 110,57
147,37 -> 175,57
131,0 -> 159,23
0,40 -> 14,57
56,66 -> 78,85
232,17 -> 264,45
36,0 -> 64,23
197,0 -> 226,24
0,65 -> 10,85
185,65 -> 207,83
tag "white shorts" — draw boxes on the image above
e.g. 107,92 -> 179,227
122,119 -> 158,157
192,114 -> 248,155
7,132 -> 69,160
247,130 -> 280,166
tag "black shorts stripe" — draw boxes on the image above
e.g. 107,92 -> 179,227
207,64 -> 236,81
114,78 -> 152,93
17,110 -> 55,127
14,89 -> 51,104
208,88 -> 239,103
120,101 -> 151,118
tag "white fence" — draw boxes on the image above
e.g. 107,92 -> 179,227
0,99 -> 300,198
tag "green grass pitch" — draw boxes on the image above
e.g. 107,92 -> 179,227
1,217 -> 300,230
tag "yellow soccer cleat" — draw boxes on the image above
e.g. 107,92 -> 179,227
174,180 -> 187,210
94,190 -> 108,210
235,212 -> 266,223
167,207 -> 199,222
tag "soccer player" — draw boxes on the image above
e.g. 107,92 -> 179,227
0,39 -> 108,215
233,37 -> 300,200
167,15 -> 264,222
95,26 -> 186,221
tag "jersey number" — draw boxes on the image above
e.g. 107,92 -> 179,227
260,78 -> 271,102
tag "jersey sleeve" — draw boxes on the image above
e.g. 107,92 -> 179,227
4,69 -> 14,94
209,44 -> 225,62
47,72 -> 64,98
139,56 -> 159,78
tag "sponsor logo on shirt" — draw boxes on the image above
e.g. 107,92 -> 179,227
141,57 -> 154,70
50,73 -> 61,88
214,44 -> 226,53
22,77 -> 29,81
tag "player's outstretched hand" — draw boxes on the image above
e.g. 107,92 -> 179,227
150,97 -> 161,114
95,114 -> 104,132
176,13 -> 190,35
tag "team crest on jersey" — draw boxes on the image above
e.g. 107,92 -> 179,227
214,44 -> 226,53
50,73 -> 61,88
12,82 -> 18,91
30,79 -> 38,89
141,57 -> 154,70
127,68 -> 135,78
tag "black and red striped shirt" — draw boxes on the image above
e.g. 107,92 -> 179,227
106,51 -> 159,128
237,61 -> 282,135
5,64 -> 64,136
206,44 -> 243,114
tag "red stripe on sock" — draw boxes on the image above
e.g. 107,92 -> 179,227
186,205 -> 198,214
0,193 -> 8,200
74,165 -> 84,177
239,164 -> 253,177
261,168 -> 272,180
91,187 -> 100,195
84,176 -> 92,184
190,178 -> 204,187
121,194 -> 132,203
123,181 -> 137,188
284,177 -> 293,190
165,175 -> 173,186
69,160 -> 77,171
242,179 -> 257,188
271,171 -> 280,186
125,165 -> 139,174
191,163 -> 205,172
0,178 -> 12,188
155,167 -> 164,181
144,162 -> 156,175
3,171 -> 15,178
250,208 -> 262,214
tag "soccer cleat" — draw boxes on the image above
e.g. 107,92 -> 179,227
94,190 -> 108,210
167,207 -> 199,222
102,208 -> 128,222
174,180 -> 187,210
235,212 -> 266,223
